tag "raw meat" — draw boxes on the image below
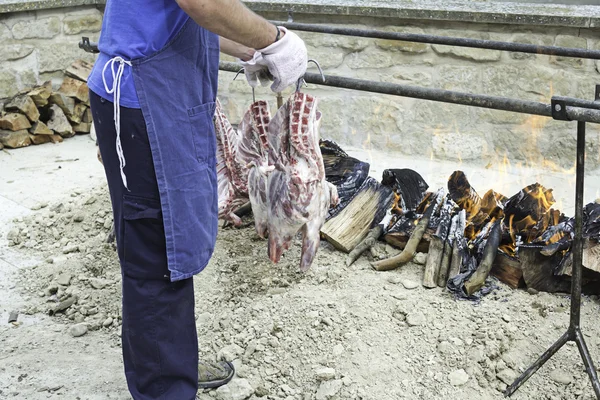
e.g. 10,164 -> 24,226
237,100 -> 272,238
213,99 -> 249,226
266,92 -> 339,271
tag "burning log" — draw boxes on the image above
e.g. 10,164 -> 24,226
518,245 -> 570,293
448,210 -> 466,280
321,177 -> 393,253
381,168 -> 429,213
423,195 -> 455,288
463,220 -> 503,296
437,204 -> 460,287
448,171 -> 482,218
490,252 -> 524,289
372,193 -> 438,272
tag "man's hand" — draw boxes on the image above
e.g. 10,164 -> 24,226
241,27 -> 307,93
176,0 -> 307,92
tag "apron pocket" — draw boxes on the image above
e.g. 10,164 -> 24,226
188,101 -> 216,166
121,194 -> 168,279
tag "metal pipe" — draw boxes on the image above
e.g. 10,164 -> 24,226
571,120 -> 586,330
219,61 -> 600,124
272,21 -> 600,60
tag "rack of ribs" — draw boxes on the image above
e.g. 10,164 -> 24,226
266,92 -> 339,271
214,99 -> 249,226
237,100 -> 273,238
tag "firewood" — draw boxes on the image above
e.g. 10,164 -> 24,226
65,59 -> 93,82
372,199 -> 436,271
321,178 -> 392,253
490,251 -> 524,289
447,210 -> 466,280
464,221 -> 503,295
29,121 -> 53,135
59,77 -> 89,103
448,171 -> 482,218
519,245 -> 570,293
437,207 -> 459,287
0,113 -> 31,131
28,81 -> 52,107
49,93 -> 75,117
47,105 -> 74,138
5,95 -> 39,122
0,129 -> 32,148
558,239 -> 600,276
69,103 -> 88,124
381,168 -> 429,212
423,196 -> 454,288
29,133 -> 54,145
346,225 -> 383,266
383,231 -> 431,253
73,122 -> 91,134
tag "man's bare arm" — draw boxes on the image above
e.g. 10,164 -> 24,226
219,37 -> 255,61
176,0 -> 278,50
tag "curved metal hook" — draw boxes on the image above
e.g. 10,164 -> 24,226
295,59 -> 326,92
233,67 -> 256,103
233,68 -> 245,81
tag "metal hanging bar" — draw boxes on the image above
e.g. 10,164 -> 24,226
219,61 -> 600,124
271,21 -> 600,60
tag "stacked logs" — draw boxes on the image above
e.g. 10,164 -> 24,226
0,60 -> 93,150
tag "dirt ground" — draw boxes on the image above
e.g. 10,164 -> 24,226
2,138 -> 600,400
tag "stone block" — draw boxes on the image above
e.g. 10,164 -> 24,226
30,121 -> 53,135
509,34 -> 553,60
0,113 -> 31,131
47,104 -> 74,138
481,65 -> 572,101
39,42 -> 98,73
345,46 -> 394,69
0,23 -> 12,40
12,17 -> 60,39
431,30 -> 501,62
6,95 -> 39,122
63,12 -> 103,35
28,82 -> 53,107
375,26 -> 429,54
59,77 -> 89,103
552,35 -> 587,69
0,45 -> 35,62
0,69 -> 20,99
299,30 -> 370,52
29,132 -> 54,145
0,129 -> 31,148
307,45 -> 345,70
432,129 -> 488,162
435,65 -> 481,92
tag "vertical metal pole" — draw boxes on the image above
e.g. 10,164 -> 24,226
506,121 -> 600,399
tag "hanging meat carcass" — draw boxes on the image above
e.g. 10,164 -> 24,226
236,100 -> 272,238
213,99 -> 249,226
266,92 -> 339,271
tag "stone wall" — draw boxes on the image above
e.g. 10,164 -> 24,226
1,2 -> 599,170
0,5 -> 101,99
218,13 -> 600,171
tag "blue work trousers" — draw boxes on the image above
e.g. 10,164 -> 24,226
90,90 -> 199,400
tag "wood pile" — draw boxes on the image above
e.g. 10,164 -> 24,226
0,60 -> 93,151
318,140 -> 600,299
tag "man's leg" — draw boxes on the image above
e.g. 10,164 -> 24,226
89,91 -> 199,399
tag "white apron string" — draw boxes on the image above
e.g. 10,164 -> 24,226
102,56 -> 132,191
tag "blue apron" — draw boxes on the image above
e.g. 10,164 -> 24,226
129,17 -> 220,282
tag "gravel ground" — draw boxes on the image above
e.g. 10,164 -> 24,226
2,183 -> 600,400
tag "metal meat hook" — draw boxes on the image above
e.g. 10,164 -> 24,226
296,59 -> 326,92
233,67 -> 256,103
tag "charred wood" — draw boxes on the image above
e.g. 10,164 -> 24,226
372,193 -> 438,272
464,220 -> 503,296
381,168 -> 429,213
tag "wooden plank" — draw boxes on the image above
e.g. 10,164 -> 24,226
490,251 -> 524,289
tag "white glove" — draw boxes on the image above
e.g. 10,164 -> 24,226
239,52 -> 273,88
241,26 -> 308,93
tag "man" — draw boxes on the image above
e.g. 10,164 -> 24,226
87,0 -> 307,398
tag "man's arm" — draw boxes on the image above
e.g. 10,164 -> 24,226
219,37 -> 255,62
176,0 -> 279,50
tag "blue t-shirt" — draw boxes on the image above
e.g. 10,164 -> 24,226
88,0 -> 190,109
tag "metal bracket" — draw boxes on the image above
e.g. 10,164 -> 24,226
595,84 -> 600,103
79,37 -> 99,54
287,11 -> 294,23
551,97 -> 570,121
